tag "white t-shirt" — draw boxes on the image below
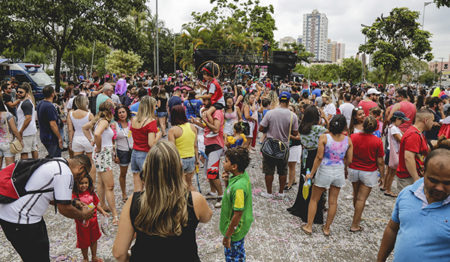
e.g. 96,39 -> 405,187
339,102 -> 355,127
323,103 -> 336,118
0,159 -> 74,224
388,124 -> 402,152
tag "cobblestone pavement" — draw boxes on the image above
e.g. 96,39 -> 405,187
0,142 -> 396,262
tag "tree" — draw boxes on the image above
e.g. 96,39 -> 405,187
419,70 -> 439,86
63,41 -> 111,78
282,42 -> 314,63
105,50 -> 143,75
1,0 -> 146,91
359,7 -> 433,86
434,0 -> 450,8
340,58 -> 362,83
401,56 -> 429,83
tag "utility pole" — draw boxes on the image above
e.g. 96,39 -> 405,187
156,0 -> 160,86
90,41 -> 96,80
422,2 -> 432,29
439,57 -> 444,87
173,33 -> 177,74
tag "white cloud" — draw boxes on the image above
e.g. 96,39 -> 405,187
155,0 -> 450,61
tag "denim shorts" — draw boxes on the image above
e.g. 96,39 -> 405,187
117,149 -> 132,166
314,164 -> 346,189
348,168 -> 379,187
181,157 -> 196,173
130,150 -> 148,173
157,112 -> 168,118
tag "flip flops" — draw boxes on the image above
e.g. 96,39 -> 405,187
349,226 -> 364,233
384,192 -> 398,198
301,225 -> 312,235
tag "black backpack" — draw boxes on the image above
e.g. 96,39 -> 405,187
0,158 -> 68,203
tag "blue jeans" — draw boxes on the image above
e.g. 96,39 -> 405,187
224,238 -> 246,262
43,142 -> 61,158
131,150 -> 148,173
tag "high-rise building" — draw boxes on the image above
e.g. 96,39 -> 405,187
336,43 -> 345,60
279,36 -> 296,50
297,36 -> 303,45
303,9 -> 328,61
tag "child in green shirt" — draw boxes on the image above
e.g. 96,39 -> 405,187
220,147 -> 253,261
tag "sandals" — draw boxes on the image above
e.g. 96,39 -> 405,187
322,226 -> 330,237
384,192 -> 398,198
349,226 -> 364,233
112,216 -> 119,226
301,225 -> 312,235
92,258 -> 104,262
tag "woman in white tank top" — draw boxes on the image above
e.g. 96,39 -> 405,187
83,100 -> 118,225
67,95 -> 96,182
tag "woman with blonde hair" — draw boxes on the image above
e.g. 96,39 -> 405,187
83,100 -> 118,225
130,96 -> 161,192
113,140 -> 212,261
68,95 -> 96,183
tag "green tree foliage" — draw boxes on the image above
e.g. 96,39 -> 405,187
1,0 -> 146,91
178,0 -> 276,70
359,7 -> 433,86
63,41 -> 111,78
282,42 -> 314,64
340,58 -> 362,83
434,0 -> 450,8
105,50 -> 143,75
400,56 -> 429,83
418,70 -> 439,86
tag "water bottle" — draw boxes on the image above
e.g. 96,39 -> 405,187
306,168 -> 312,186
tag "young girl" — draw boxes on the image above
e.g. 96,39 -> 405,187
72,173 -> 108,262
226,122 -> 249,148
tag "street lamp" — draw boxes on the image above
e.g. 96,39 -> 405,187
361,24 -> 369,83
155,0 -> 160,86
423,2 -> 433,29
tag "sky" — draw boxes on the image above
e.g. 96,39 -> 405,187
153,0 -> 450,62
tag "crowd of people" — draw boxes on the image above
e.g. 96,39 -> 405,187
0,62 -> 449,261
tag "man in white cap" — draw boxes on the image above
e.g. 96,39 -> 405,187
358,87 -> 380,117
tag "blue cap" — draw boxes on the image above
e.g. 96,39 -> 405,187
393,111 -> 409,121
279,91 -> 291,102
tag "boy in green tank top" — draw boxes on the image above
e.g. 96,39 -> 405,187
220,147 -> 253,261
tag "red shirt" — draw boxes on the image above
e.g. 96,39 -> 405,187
398,101 -> 416,133
349,133 -> 384,171
208,78 -> 223,105
358,100 -> 378,117
204,110 -> 224,148
131,120 -> 158,152
396,126 -> 429,178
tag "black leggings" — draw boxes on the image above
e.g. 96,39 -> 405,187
0,218 -> 50,262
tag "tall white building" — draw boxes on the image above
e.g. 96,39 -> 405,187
303,9 -> 328,61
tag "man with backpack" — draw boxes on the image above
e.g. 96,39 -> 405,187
0,155 -> 95,262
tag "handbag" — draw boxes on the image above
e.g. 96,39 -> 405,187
3,113 -> 23,154
261,112 -> 293,161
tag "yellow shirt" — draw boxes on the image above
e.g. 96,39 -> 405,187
175,123 -> 196,158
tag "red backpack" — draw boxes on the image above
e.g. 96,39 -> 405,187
0,158 -> 68,203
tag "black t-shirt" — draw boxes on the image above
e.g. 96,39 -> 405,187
2,93 -> 16,116
156,97 -> 168,113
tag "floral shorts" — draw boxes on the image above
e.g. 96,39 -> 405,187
93,147 -> 113,172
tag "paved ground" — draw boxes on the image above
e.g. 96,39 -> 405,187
0,142 -> 396,262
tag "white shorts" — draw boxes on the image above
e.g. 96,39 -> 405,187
348,168 -> 379,187
22,135 -> 38,153
288,145 -> 302,163
0,143 -> 14,157
314,165 -> 346,189
72,136 -> 93,153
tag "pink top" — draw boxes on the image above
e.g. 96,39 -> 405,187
204,110 -> 224,148
399,101 -> 416,133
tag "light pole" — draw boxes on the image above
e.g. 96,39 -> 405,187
422,2 -> 433,29
173,33 -> 179,74
361,24 -> 369,83
155,0 -> 160,86
438,57 -> 444,87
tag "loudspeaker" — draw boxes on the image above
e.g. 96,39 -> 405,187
194,49 -> 219,70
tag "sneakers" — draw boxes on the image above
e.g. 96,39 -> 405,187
214,197 -> 222,208
205,132 -> 219,138
274,193 -> 285,200
260,192 -> 273,199
205,192 -> 218,199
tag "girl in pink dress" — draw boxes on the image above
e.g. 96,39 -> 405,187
72,174 -> 108,262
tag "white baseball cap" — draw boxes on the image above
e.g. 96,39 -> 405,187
367,88 -> 381,95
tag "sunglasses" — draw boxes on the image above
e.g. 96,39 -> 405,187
353,106 -> 363,111
17,91 -> 25,94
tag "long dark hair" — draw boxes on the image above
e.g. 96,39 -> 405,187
349,107 -> 364,134
73,173 -> 95,197
299,105 -> 320,135
114,105 -> 131,122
